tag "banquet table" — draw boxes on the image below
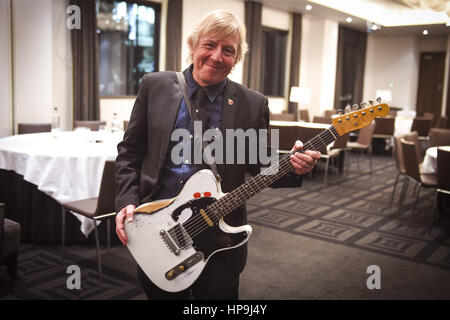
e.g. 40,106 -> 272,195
0,130 -> 123,242
421,146 -> 450,175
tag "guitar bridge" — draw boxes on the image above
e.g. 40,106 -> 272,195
160,223 -> 192,256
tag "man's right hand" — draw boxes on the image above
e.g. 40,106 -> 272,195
115,204 -> 136,246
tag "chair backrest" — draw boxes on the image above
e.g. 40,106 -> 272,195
400,138 -> 421,183
324,110 -> 335,117
393,136 -> 406,174
436,115 -> 448,129
437,148 -> 450,190
95,160 -> 116,216
429,128 -> 450,148
374,117 -> 395,136
411,117 -> 432,137
270,113 -> 296,121
0,203 -> 4,252
298,109 -> 310,122
312,116 -> 332,124
356,122 -> 375,147
18,123 -> 51,134
403,131 -> 422,163
423,112 -> 435,126
74,121 -> 107,131
331,133 -> 349,150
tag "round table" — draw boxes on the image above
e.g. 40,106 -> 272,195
421,146 -> 450,174
0,130 -> 123,237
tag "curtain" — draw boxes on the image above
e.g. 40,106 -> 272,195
70,0 -> 100,122
334,26 -> 367,110
288,13 -> 302,118
243,1 -> 262,91
166,0 -> 183,71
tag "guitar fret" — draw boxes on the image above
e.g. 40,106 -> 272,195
209,125 -> 341,219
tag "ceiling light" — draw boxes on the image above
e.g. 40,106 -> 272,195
423,29 -> 429,35
306,5 -> 312,11
371,24 -> 379,31
346,17 -> 352,23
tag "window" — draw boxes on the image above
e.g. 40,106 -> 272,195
97,0 -> 161,96
260,27 -> 288,97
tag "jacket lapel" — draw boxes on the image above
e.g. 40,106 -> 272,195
218,79 -> 238,177
157,76 -> 183,172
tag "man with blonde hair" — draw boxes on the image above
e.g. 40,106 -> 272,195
115,10 -> 320,300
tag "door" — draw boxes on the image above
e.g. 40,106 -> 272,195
416,52 -> 445,120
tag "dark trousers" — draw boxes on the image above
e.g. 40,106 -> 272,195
137,252 -> 240,300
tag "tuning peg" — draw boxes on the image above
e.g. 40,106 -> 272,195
360,102 -> 366,109
369,99 -> 374,106
376,97 -> 382,103
345,106 -> 351,114
337,109 -> 343,115
352,104 -> 359,110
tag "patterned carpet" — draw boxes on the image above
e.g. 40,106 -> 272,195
1,153 -> 449,299
247,153 -> 450,271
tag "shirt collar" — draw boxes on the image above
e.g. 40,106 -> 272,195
186,64 -> 227,102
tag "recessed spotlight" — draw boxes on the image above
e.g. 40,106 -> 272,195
423,29 -> 429,35
371,24 -> 378,31
306,4 -> 312,11
346,17 -> 352,23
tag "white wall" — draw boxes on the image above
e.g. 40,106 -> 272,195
299,15 -> 338,119
12,0 -> 72,133
0,0 -> 12,137
363,35 -> 420,111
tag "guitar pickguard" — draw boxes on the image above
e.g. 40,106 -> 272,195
170,197 -> 248,260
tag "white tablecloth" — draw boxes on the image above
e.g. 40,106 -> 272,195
0,130 -> 123,236
421,146 -> 450,174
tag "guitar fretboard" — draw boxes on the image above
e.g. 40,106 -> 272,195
207,126 -> 340,218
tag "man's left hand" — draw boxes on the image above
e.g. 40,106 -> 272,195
289,140 -> 321,175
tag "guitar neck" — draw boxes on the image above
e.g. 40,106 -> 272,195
208,125 -> 340,218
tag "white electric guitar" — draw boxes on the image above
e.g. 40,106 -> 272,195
124,101 -> 389,292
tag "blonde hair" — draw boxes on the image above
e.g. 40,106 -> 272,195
187,10 -> 248,65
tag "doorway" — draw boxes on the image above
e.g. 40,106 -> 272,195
416,52 -> 445,120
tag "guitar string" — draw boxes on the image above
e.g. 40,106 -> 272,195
183,120 -> 356,239
182,109 -> 382,240
183,125 -> 342,238
182,125 -> 342,239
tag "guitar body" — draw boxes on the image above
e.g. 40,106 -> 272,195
125,169 -> 252,292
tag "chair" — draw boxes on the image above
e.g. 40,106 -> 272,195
298,109 -> 310,122
320,133 -> 349,185
423,112 -> 435,126
346,122 -> 375,174
430,148 -> 450,233
411,117 -> 432,139
270,113 -> 296,121
74,120 -> 107,131
124,120 -> 130,131
324,110 -> 335,117
435,115 -> 448,129
429,128 -> 450,148
61,160 -> 116,282
373,117 -> 395,138
312,116 -> 332,124
18,123 -> 51,134
400,138 -> 437,216
0,203 -> 21,281
390,136 -> 407,208
403,131 -> 422,163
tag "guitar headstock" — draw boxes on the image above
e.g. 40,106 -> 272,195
332,100 -> 390,136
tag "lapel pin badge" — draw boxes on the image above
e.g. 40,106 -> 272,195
228,99 -> 234,106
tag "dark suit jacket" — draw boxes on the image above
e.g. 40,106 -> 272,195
115,70 -> 302,273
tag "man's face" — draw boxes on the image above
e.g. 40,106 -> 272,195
191,34 -> 239,87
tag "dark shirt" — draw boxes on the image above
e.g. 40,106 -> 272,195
157,66 -> 226,200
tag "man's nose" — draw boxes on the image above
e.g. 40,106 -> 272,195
210,46 -> 223,62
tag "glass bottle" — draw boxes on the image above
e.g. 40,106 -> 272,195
111,112 -> 121,132
51,107 -> 60,131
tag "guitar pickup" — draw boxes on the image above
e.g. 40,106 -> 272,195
165,251 -> 204,280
